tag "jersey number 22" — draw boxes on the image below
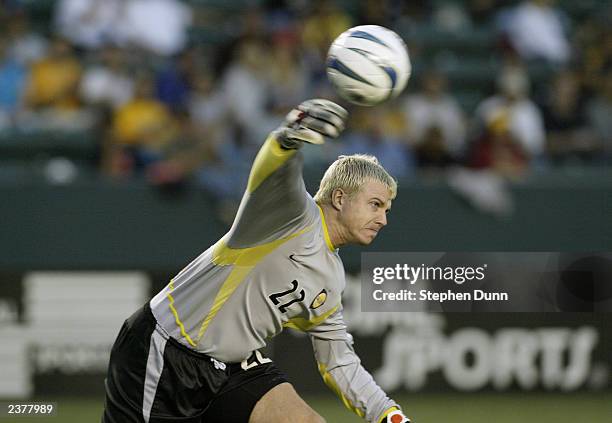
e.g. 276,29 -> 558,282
269,280 -> 304,313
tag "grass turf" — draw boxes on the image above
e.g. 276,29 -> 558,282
1,392 -> 609,422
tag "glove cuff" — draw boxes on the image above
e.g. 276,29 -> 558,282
379,407 -> 410,423
378,406 -> 399,423
274,128 -> 303,150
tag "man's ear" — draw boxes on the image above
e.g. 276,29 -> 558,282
331,188 -> 346,211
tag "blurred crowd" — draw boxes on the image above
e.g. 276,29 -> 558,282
0,0 -> 611,208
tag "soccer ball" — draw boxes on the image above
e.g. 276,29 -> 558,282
326,25 -> 411,106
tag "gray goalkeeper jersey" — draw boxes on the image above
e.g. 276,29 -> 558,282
150,135 -> 397,422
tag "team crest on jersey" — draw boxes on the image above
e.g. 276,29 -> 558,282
310,289 -> 327,309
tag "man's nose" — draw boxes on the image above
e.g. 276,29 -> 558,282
377,211 -> 387,227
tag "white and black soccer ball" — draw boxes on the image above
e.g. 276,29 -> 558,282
326,25 -> 411,106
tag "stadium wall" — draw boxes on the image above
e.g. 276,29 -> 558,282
1,170 -> 610,271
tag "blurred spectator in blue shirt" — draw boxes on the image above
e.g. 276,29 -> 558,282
221,38 -> 276,149
155,48 -> 198,114
340,106 -> 414,179
0,37 -> 27,128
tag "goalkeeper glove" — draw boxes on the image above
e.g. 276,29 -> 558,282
275,99 -> 348,149
380,408 -> 411,423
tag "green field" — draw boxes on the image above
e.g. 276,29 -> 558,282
1,393 -> 610,422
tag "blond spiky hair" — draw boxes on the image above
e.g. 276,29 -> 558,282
313,154 -> 397,205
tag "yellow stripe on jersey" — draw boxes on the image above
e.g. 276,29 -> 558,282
283,304 -> 339,332
166,280 -> 197,346
196,226 -> 313,341
317,362 -> 366,418
317,205 -> 336,252
195,264 -> 251,341
247,135 -> 296,193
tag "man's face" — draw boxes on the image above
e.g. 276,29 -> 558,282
339,179 -> 393,246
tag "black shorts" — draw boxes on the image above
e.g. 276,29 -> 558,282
102,303 -> 288,423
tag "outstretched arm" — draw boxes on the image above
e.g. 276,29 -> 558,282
308,307 -> 411,423
227,100 -> 347,248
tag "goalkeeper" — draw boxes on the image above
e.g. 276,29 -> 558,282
102,99 -> 410,423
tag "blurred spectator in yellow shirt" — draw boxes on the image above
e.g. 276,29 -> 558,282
302,0 -> 351,58
112,74 -> 175,146
24,36 -> 81,111
106,73 -> 177,176
301,0 -> 352,99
